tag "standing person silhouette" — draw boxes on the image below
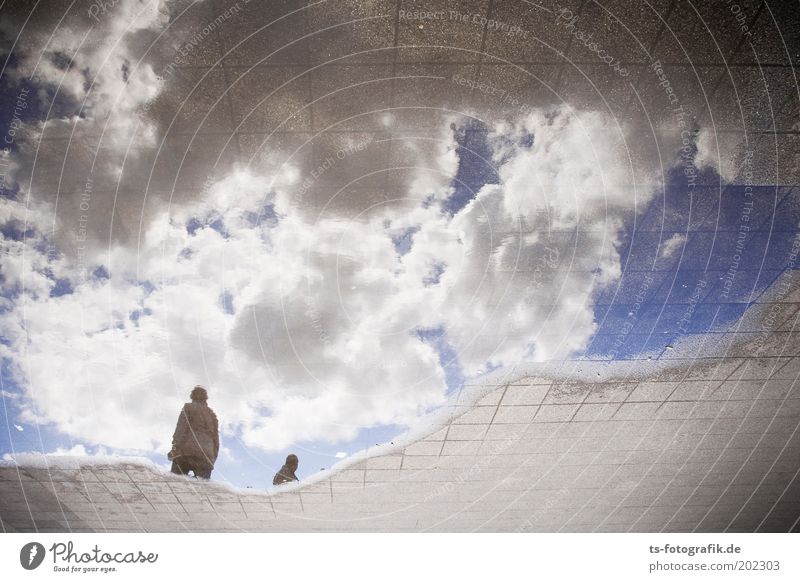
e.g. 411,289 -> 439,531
169,385 -> 219,479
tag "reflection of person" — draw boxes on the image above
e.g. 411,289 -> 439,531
272,454 -> 299,485
170,386 -> 219,479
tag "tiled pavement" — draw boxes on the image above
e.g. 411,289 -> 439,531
3,286 -> 799,532
10,0 -> 798,231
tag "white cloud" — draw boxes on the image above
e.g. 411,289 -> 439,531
1,106 -> 662,454
1,0 -> 173,254
658,233 -> 686,260
0,4 -> 680,458
419,110 -> 653,369
694,128 -> 741,182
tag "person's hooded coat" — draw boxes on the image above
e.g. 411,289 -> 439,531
172,401 -> 219,465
